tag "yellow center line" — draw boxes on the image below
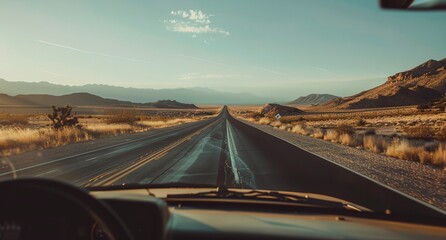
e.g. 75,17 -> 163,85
88,121 -> 216,186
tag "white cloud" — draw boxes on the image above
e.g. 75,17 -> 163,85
165,10 -> 229,37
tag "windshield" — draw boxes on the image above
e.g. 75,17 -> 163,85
0,0 -> 445,218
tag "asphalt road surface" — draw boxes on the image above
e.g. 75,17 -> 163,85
0,106 -> 444,218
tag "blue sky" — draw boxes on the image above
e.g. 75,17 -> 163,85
0,0 -> 445,100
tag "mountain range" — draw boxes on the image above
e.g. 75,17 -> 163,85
320,58 -> 446,109
0,92 -> 198,109
0,79 -> 269,105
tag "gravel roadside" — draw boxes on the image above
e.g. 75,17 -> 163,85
240,119 -> 446,211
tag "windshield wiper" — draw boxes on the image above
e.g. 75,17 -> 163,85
166,186 -> 364,212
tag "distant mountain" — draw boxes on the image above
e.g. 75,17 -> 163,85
287,94 -> 340,106
320,58 -> 446,109
143,100 -> 197,109
0,93 -> 198,109
0,93 -> 34,105
260,103 -> 304,117
0,79 -> 269,105
12,93 -> 132,107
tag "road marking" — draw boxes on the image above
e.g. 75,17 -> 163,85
0,120 -> 212,177
85,157 -> 99,162
226,119 -> 241,184
35,169 -> 58,177
88,122 -> 216,186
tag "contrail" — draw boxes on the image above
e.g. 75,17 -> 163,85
38,40 -> 151,64
314,67 -> 341,77
177,54 -> 231,67
254,66 -> 282,76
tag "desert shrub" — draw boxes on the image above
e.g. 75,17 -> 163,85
355,118 -> 366,126
258,117 -> 271,125
418,151 -> 433,165
291,123 -> 312,135
335,125 -> 355,135
279,125 -> 288,131
424,142 -> 440,152
437,127 -> 446,142
323,129 -> 339,142
364,128 -> 376,135
363,135 -> 387,153
339,133 -> 363,147
106,109 -> 141,124
246,111 -> 263,119
270,120 -> 282,128
432,144 -> 446,167
386,138 -> 420,162
47,105 -> 79,129
311,128 -> 325,139
404,126 -> 434,140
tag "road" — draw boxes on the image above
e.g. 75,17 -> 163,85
0,106 -> 445,218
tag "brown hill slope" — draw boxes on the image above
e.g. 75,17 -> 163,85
287,94 -> 340,106
0,93 -> 34,105
320,58 -> 446,109
260,103 -> 304,117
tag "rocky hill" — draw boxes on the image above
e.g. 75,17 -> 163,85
260,103 -> 304,117
320,58 -> 446,109
287,94 -> 340,106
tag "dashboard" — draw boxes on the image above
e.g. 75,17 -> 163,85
1,182 -> 446,240
92,190 -> 446,240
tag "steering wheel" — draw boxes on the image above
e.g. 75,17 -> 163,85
0,178 -> 134,240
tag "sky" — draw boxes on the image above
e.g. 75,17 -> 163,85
0,0 -> 445,101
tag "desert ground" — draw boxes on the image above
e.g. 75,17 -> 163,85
229,105 -> 446,168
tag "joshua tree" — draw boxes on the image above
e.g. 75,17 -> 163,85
48,105 -> 79,129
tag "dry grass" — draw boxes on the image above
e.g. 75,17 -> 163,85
258,117 -> 271,125
0,127 -> 90,156
363,135 -> 387,153
138,118 -> 196,129
0,114 -> 29,126
339,133 -> 362,147
404,126 -> 435,139
270,120 -> 282,128
0,115 -> 204,156
433,145 -> 446,166
291,124 -> 311,135
105,110 -> 141,124
323,129 -> 339,142
280,116 -> 305,124
385,139 -> 421,162
437,127 -> 446,141
311,128 -> 325,139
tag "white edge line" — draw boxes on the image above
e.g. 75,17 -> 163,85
226,119 -> 240,184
